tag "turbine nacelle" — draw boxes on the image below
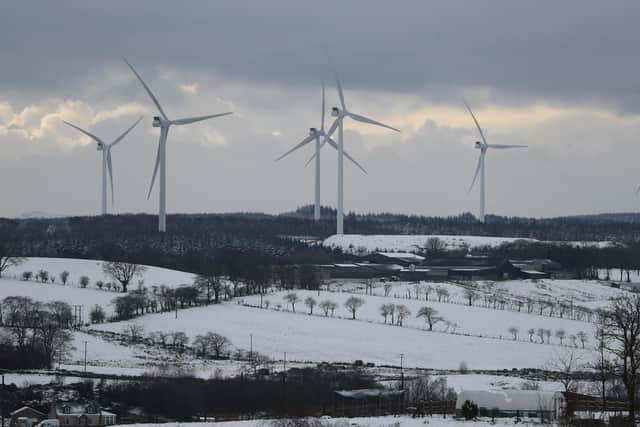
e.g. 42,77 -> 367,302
474,141 -> 483,149
309,127 -> 318,136
152,116 -> 170,128
96,142 -> 105,151
331,107 -> 340,117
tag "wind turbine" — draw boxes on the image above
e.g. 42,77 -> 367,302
464,100 -> 527,223
124,59 -> 232,232
325,72 -> 400,235
62,116 -> 143,215
275,85 -> 366,221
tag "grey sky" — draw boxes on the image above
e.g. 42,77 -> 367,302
1,1 -> 639,219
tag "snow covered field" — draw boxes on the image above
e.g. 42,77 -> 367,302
242,289 -> 594,344
0,276 -> 119,315
324,234 -> 613,254
93,303 -> 592,370
3,257 -> 195,288
114,416 -> 547,427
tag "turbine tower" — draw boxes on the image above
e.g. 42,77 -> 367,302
326,72 -> 400,235
63,117 -> 143,215
464,101 -> 527,223
275,85 -> 366,221
125,59 -> 232,232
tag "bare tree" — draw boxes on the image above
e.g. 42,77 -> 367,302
103,261 -> 147,293
599,295 -> 640,421
283,293 -> 300,312
59,271 -> 70,285
395,304 -> 410,326
424,285 -> 433,301
194,275 -> 222,304
554,329 -> 566,345
0,256 -> 25,278
536,328 -> 545,343
383,283 -> 392,297
37,270 -> 49,283
508,326 -> 519,340
319,300 -> 334,316
379,304 -> 392,323
304,296 -> 317,315
547,348 -> 582,393
417,306 -> 441,331
576,331 -> 588,349
527,328 -> 535,342
123,323 -> 145,343
79,275 -> 90,288
344,296 -> 365,320
463,287 -> 480,306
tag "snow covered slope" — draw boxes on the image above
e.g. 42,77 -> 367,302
93,303 -> 592,370
323,234 -> 612,254
3,257 -> 195,288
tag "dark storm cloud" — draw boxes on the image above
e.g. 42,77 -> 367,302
1,1 -> 639,109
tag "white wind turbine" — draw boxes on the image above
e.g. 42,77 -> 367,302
325,72 -> 400,235
275,84 -> 366,221
464,100 -> 527,223
63,117 -> 143,215
124,59 -> 232,232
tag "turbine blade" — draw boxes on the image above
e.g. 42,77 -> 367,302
123,58 -> 169,120
636,185 -> 640,195
147,131 -> 166,200
325,137 -> 367,174
325,118 -> 340,138
106,149 -> 114,205
110,116 -> 144,147
275,134 -> 315,161
62,121 -> 104,145
304,139 -> 328,168
320,83 -> 325,132
487,144 -> 528,149
468,153 -> 483,193
463,100 -> 487,145
347,112 -> 400,133
335,72 -> 346,111
172,112 -> 232,125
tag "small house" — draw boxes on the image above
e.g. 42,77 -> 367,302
49,403 -> 116,427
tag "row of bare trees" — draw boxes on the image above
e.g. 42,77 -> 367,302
0,296 -> 74,368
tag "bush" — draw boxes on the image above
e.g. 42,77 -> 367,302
79,275 -> 90,288
461,400 -> 478,420
22,271 -> 33,281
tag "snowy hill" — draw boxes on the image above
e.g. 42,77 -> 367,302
323,234 -> 613,254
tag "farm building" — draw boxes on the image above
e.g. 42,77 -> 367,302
9,407 -> 46,427
456,390 -> 564,420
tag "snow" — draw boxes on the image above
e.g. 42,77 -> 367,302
242,289 -> 594,343
0,257 -> 197,317
92,302 -> 593,370
115,417 -> 548,427
456,390 -> 558,411
3,257 -> 195,288
324,234 -> 613,254
0,277 -> 119,316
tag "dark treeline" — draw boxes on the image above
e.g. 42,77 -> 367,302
3,208 -> 640,277
101,367 -> 377,420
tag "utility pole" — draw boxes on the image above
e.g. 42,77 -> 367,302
400,353 -> 404,390
84,341 -> 88,372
